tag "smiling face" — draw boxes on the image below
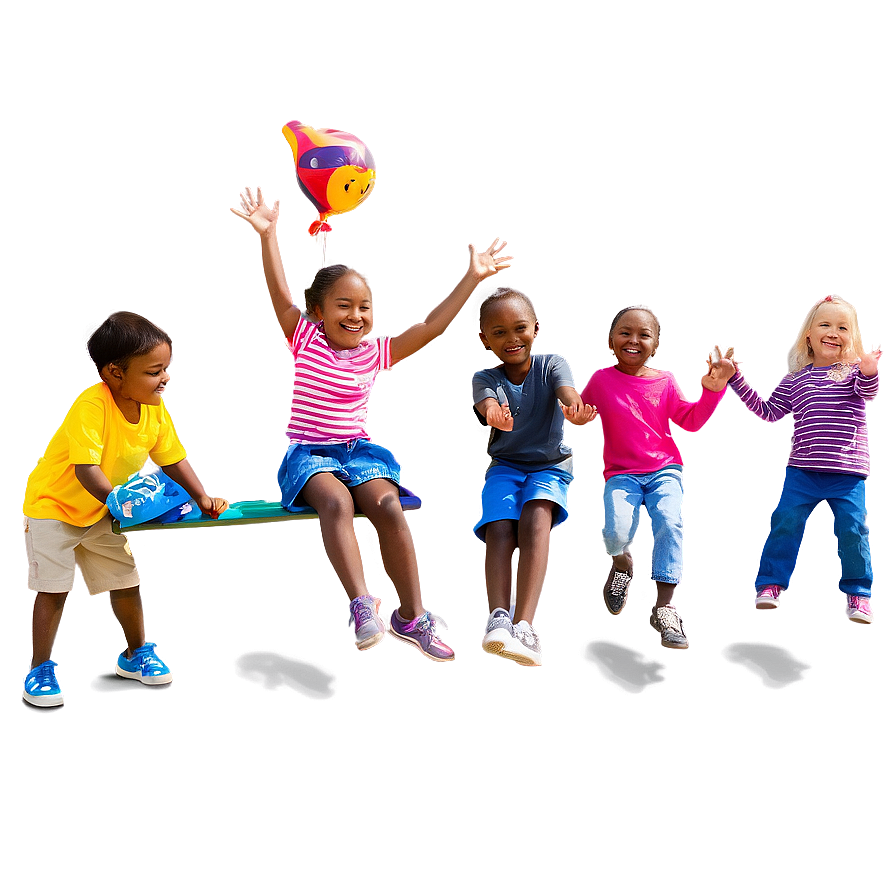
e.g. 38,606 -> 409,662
610,309 -> 659,375
479,297 -> 539,380
806,304 -> 853,366
103,342 -> 171,423
313,272 -> 374,350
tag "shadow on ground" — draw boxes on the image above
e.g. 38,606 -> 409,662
585,641 -> 665,693
92,673 -> 171,692
235,652 -> 336,699
723,642 -> 810,688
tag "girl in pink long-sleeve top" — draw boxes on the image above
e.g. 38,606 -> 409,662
581,306 -> 735,648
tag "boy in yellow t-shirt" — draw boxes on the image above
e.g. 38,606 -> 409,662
22,312 -> 227,708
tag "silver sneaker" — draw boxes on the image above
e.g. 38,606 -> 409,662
482,608 -> 515,655
649,604 -> 689,649
500,620 -> 542,667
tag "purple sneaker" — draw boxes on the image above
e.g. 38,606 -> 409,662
389,610 -> 455,662
349,595 -> 386,649
846,594 -> 873,624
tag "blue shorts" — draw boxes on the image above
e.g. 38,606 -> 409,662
474,462 -> 573,542
278,439 -> 401,511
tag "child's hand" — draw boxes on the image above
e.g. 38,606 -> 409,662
231,187 -> 279,235
561,401 -> 598,425
702,345 -> 737,392
198,495 -> 229,520
468,239 -> 512,282
857,348 -> 882,377
485,401 -> 514,431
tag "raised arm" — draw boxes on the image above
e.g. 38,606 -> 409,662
728,369 -> 793,422
231,188 -> 301,341
701,346 -> 737,393
856,348 -> 882,399
390,240 -> 511,364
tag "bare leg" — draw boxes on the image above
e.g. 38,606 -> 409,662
351,479 -> 423,619
301,472 -> 369,599
513,500 -> 555,625
612,552 -> 633,573
655,582 -> 676,608
483,520 -> 518,614
31,591 -> 69,668
110,585 -> 146,657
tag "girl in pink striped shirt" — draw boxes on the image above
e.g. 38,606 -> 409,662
234,188 -> 510,660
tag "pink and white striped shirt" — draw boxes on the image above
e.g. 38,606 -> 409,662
286,315 -> 392,444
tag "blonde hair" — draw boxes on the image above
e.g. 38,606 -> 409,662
787,295 -> 864,373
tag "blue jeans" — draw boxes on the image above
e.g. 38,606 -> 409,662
602,466 -> 683,584
756,466 -> 872,597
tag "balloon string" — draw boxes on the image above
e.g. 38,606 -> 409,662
317,230 -> 327,266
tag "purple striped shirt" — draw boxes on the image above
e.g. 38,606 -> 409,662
286,315 -> 391,444
729,364 -> 879,476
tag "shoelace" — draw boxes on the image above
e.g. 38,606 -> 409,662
28,661 -> 58,691
415,612 -> 448,635
348,597 -> 375,627
608,571 -> 632,596
514,624 -> 539,648
132,644 -> 164,671
655,606 -> 683,633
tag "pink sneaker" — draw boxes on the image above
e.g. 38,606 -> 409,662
389,610 -> 455,661
755,585 -> 783,609
846,595 -> 873,624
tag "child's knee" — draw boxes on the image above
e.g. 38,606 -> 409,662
315,489 -> 356,520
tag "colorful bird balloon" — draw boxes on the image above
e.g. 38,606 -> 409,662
282,120 -> 376,236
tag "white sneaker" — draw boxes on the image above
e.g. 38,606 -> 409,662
482,608 -> 515,655
501,620 -> 543,667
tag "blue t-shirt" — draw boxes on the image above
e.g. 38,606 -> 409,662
472,354 -> 575,471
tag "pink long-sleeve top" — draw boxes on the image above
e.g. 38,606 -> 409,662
581,366 -> 725,480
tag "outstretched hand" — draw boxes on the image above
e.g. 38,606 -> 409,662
857,348 -> 882,377
468,239 -> 512,282
485,401 -> 514,431
561,402 -> 598,425
231,187 -> 279,234
702,345 -> 737,392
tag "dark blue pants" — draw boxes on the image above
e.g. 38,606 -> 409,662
756,467 -> 872,597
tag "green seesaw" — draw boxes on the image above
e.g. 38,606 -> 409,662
112,486 -> 422,533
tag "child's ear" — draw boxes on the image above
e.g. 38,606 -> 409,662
479,332 -> 491,351
533,320 -> 540,337
100,363 -> 123,389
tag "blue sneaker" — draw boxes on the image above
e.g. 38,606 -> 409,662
23,660 -> 64,707
116,642 -> 172,685
389,610 -> 455,662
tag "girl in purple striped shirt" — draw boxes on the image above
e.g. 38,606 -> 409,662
728,295 -> 881,622
233,188 -> 510,659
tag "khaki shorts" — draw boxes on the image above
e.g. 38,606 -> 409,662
24,516 -> 140,595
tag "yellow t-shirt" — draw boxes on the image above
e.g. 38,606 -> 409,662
23,383 -> 187,527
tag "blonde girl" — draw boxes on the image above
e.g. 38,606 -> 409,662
728,295 -> 881,622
